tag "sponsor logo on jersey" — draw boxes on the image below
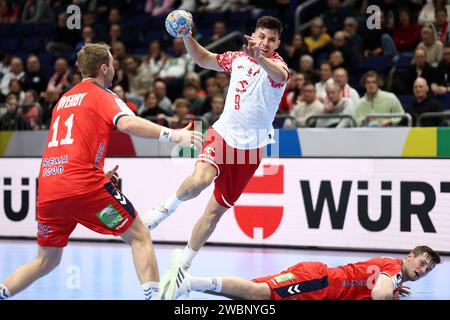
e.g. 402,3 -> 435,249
199,146 -> 215,161
274,273 -> 296,284
96,204 -> 124,229
115,218 -> 129,231
94,143 -> 105,167
341,280 -> 367,287
393,272 -> 402,288
274,276 -> 329,298
38,223 -> 53,237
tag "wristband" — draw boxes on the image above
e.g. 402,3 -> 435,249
159,127 -> 173,142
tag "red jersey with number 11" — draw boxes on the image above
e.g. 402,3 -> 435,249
37,81 -> 134,204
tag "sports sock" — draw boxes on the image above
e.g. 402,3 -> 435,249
190,276 -> 222,293
0,284 -> 11,300
163,194 -> 183,212
142,282 -> 159,300
181,243 -> 198,269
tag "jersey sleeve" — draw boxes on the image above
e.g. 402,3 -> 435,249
268,53 -> 290,88
216,51 -> 237,74
380,259 -> 403,290
97,93 -> 135,127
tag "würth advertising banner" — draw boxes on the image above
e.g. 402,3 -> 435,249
0,158 -> 449,252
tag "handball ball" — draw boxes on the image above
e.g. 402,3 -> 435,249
165,10 -> 193,38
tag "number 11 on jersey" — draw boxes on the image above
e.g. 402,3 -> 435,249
48,114 -> 75,148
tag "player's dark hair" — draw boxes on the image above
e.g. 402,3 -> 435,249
412,246 -> 441,265
77,43 -> 111,78
256,16 -> 283,36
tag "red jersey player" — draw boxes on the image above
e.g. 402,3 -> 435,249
0,43 -> 202,301
169,245 -> 441,300
141,16 -> 289,300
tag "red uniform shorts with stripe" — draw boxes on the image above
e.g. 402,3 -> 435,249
252,262 -> 331,300
197,128 -> 263,208
37,182 -> 137,247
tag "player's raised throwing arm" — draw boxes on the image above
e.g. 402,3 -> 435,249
182,34 -> 223,72
243,34 -> 288,83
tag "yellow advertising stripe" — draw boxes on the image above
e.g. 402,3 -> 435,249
401,127 -> 437,157
0,131 -> 13,156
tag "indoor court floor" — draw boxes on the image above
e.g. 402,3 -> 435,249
0,239 -> 448,300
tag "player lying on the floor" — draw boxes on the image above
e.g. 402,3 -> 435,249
166,245 -> 441,300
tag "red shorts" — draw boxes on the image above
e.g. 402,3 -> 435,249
37,182 -> 137,247
197,128 -> 263,208
252,262 -> 331,300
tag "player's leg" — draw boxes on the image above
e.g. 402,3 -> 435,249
0,246 -> 63,299
141,161 -> 217,230
75,182 -> 159,300
120,217 -> 160,300
167,269 -> 272,300
176,162 -> 218,200
188,194 -> 228,251
175,194 -> 228,271
193,275 -> 271,300
1,197 -> 78,300
177,148 -> 263,264
160,195 -> 228,299
219,277 -> 271,300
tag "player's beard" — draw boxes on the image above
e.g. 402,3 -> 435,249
105,72 -> 114,88
104,79 -> 112,88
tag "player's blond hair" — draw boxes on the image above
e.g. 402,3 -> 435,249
77,43 -> 111,78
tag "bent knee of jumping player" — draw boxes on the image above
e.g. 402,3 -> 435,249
181,171 -> 215,199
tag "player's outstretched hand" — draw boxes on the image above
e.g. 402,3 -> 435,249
106,165 -> 119,187
171,122 -> 203,149
398,284 -> 412,297
243,35 -> 261,60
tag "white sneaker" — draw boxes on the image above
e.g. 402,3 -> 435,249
141,203 -> 173,230
160,266 -> 191,300
160,249 -> 191,300
174,269 -> 191,300
171,248 -> 191,271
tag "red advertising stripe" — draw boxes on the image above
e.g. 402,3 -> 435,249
107,131 -> 136,156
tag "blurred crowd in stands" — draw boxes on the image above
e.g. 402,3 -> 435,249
1,0 -> 450,131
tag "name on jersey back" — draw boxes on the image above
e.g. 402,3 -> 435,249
56,93 -> 88,111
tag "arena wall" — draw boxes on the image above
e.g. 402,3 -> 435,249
1,157 -> 449,252
2,127 -> 450,157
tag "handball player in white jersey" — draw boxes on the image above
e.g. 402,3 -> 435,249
141,16 -> 289,299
